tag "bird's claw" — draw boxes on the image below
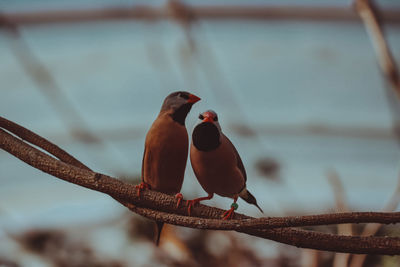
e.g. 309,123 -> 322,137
222,202 -> 238,220
186,199 -> 199,216
175,193 -> 183,208
222,207 -> 235,220
135,182 -> 150,197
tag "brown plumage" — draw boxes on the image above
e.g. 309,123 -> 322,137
188,110 -> 263,219
138,91 -> 200,244
142,112 -> 188,193
190,135 -> 245,197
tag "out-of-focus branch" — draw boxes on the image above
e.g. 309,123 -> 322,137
354,0 -> 400,99
1,5 -> 400,25
0,15 -> 132,173
0,15 -> 101,144
168,0 -> 260,143
2,117 -> 400,255
349,1 -> 400,262
349,172 -> 400,267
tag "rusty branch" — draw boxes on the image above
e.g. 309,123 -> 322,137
0,117 -> 90,171
1,117 -> 400,254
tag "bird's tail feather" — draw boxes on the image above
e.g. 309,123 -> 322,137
239,188 -> 264,213
155,221 -> 164,246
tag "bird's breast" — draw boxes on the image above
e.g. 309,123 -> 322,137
192,122 -> 220,151
142,115 -> 189,194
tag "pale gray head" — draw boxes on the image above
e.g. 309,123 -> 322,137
160,91 -> 201,125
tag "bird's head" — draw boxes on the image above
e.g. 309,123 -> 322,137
161,91 -> 201,125
192,110 -> 222,151
198,110 -> 221,131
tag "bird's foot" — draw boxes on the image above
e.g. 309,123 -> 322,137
222,202 -> 239,220
186,199 -> 200,216
135,182 -> 151,197
175,193 -> 183,208
186,194 -> 214,216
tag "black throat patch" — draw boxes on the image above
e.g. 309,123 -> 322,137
192,122 -> 221,151
171,103 -> 193,125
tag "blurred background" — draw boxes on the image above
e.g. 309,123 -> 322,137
1,0 -> 400,266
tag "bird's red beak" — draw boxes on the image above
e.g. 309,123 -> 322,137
187,94 -> 201,104
203,117 -> 213,123
202,111 -> 214,123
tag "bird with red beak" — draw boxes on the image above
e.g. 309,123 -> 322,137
188,110 -> 263,219
136,91 -> 200,244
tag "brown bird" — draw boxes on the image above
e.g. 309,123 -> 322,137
188,110 -> 263,219
136,91 -> 200,244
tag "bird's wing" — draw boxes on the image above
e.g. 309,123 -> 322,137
226,136 -> 247,182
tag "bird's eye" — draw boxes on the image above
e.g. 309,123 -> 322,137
214,115 -> 218,121
199,114 -> 204,120
180,93 -> 189,100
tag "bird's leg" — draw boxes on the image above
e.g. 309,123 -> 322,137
186,193 -> 214,216
222,196 -> 239,220
135,182 -> 151,197
174,193 -> 184,208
